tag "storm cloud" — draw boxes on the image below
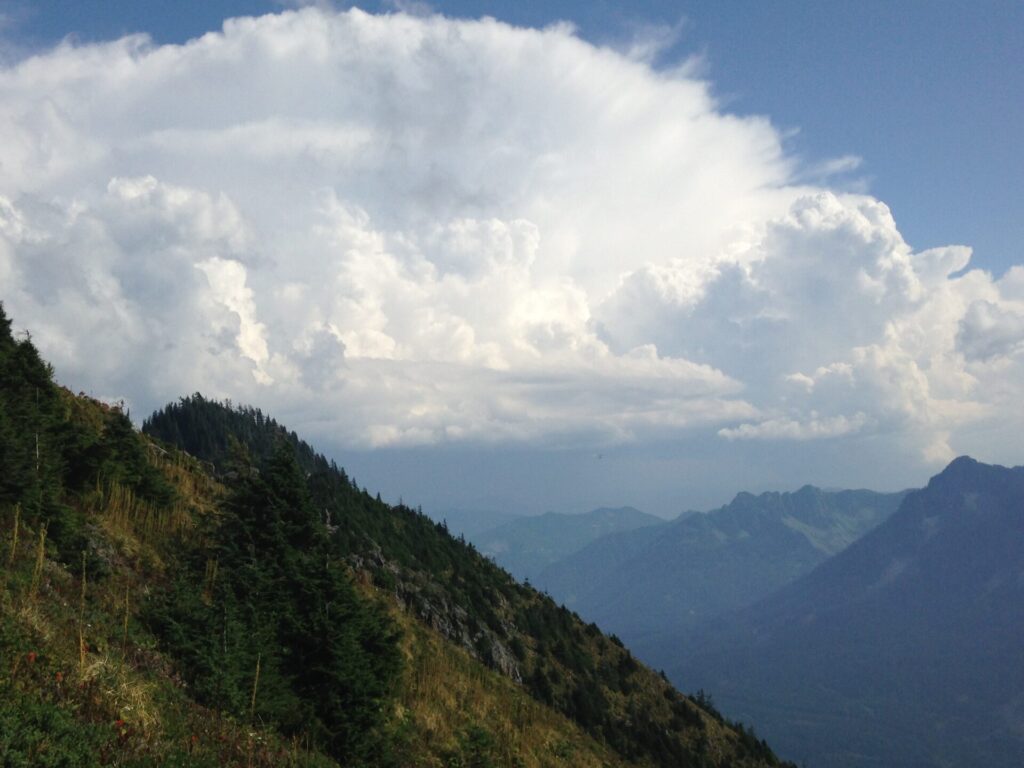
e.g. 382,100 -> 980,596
1,7 -> 1020,503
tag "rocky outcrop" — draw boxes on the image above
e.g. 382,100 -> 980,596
347,550 -> 523,684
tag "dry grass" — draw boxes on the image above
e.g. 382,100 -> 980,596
384,593 -> 631,768
147,443 -> 223,517
93,480 -> 193,543
1,510 -> 313,768
0,398 -> 332,766
84,440 -> 226,573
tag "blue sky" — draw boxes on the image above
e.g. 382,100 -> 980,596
4,0 -> 1020,277
1,1 -> 1021,517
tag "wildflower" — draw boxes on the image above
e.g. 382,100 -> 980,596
26,651 -> 37,664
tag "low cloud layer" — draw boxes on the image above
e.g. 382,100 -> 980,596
1,7 -> 1021,484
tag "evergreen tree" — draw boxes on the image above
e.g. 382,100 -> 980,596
146,443 -> 401,764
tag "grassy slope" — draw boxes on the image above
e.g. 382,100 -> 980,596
1,391 -> 628,767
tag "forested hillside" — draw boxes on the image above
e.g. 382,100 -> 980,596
1,302 -> 793,767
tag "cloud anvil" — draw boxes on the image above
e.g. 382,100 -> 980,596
0,7 -> 1020,486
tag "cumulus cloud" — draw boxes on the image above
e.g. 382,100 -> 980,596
719,412 -> 868,441
594,186 -> 1024,464
0,6 -> 1020,476
958,299 -> 1024,361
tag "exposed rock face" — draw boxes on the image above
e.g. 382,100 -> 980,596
484,638 -> 521,682
348,551 -> 523,684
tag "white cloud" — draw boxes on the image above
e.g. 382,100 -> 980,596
958,299 -> 1024,361
381,0 -> 435,17
596,189 -> 1021,464
0,5 -> 1020,481
194,256 -> 272,379
797,154 -> 864,183
719,412 -> 868,441
619,17 -> 687,65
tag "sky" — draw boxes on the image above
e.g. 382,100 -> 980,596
0,1 -> 1021,517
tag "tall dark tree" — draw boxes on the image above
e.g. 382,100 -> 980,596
146,443 -> 401,764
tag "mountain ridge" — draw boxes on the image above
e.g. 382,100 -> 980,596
672,455 -> 1024,767
472,506 -> 665,583
538,483 -> 904,662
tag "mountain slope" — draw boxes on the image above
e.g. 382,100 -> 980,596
539,486 -> 903,663
472,507 -> 665,583
146,393 -> 793,766
0,421 -> 631,768
673,456 -> 1024,768
0,304 -> 792,767
430,507 -> 524,539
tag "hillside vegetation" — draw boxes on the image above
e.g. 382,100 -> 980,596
0,303 -> 792,767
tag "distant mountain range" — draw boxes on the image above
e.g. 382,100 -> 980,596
538,485 -> 904,659
472,506 -> 664,583
673,456 -> 1024,767
428,507 -> 524,538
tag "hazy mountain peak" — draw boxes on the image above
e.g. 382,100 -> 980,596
793,483 -> 823,498
929,454 -> 1022,489
471,504 -> 664,582
675,456 -> 1024,767
725,484 -> 825,511
539,484 -> 904,647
